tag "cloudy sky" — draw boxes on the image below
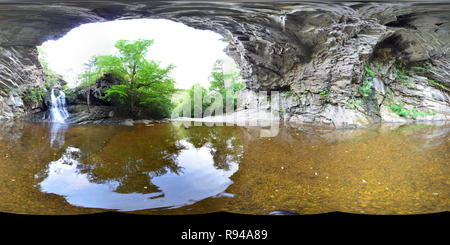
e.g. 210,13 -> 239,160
40,19 -> 233,89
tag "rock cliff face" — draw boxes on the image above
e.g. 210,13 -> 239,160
1,1 -> 450,126
0,45 -> 55,119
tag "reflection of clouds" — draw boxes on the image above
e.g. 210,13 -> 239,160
39,139 -> 239,211
43,147 -> 95,191
181,124 -> 244,172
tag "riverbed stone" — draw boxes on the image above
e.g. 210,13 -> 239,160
121,119 -> 134,126
134,119 -> 154,124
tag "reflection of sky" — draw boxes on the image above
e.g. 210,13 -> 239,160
39,141 -> 238,211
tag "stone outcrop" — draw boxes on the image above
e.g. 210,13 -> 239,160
1,1 -> 450,126
0,45 -> 49,119
66,73 -> 120,106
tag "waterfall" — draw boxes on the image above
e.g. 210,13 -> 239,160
48,89 -> 69,123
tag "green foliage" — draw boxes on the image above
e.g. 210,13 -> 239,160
103,84 -> 129,104
37,45 -> 50,71
428,79 -> 447,89
319,88 -> 333,100
359,75 -> 373,99
182,84 -> 211,118
392,67 -> 411,86
1,86 -> 17,96
347,98 -> 355,110
358,63 -> 378,100
176,60 -> 244,118
23,87 -> 45,108
207,60 -> 243,114
282,91 -> 293,97
364,65 -> 375,78
227,72 -> 244,93
65,91 -> 75,98
76,39 -> 176,118
208,60 -> 243,94
38,45 -> 63,90
208,59 -> 226,94
386,87 -> 392,97
76,71 -> 97,88
390,101 -> 436,119
390,102 -> 410,117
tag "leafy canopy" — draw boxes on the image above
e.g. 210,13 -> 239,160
176,59 -> 244,118
79,38 -> 176,118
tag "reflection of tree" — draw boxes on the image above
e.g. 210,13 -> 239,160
181,124 -> 243,171
30,122 -> 244,198
75,124 -> 186,195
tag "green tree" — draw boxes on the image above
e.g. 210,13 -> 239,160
86,38 -> 176,118
114,39 -> 153,113
208,59 -> 243,114
37,45 -> 50,71
178,60 -> 244,119
82,57 -> 98,111
208,59 -> 226,94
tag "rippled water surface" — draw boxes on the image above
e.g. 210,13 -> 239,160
0,120 -> 450,215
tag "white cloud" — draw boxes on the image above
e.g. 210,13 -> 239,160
41,19 -> 233,89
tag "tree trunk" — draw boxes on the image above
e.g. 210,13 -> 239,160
87,69 -> 91,111
130,63 -> 136,114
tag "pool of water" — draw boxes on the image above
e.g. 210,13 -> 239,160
0,120 -> 450,215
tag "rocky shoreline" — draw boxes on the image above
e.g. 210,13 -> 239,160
22,104 -> 173,126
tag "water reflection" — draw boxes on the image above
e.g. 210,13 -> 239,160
223,121 -> 450,215
48,122 -> 69,148
1,120 -> 450,214
38,123 -> 241,211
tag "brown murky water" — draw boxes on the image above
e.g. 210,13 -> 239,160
0,120 -> 449,215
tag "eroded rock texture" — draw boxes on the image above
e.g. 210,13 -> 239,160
0,1 -> 450,126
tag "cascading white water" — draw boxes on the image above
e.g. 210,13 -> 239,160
48,89 -> 69,123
